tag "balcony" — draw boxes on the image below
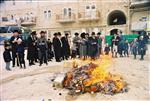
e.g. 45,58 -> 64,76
1,16 -> 36,26
1,17 -> 17,26
56,13 -> 76,23
2,20 -> 17,26
21,17 -> 36,26
78,10 -> 100,22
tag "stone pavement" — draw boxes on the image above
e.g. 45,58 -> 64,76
0,45 -> 150,101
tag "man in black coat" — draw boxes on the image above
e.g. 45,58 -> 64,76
9,30 -> 21,67
37,31 -> 48,66
53,32 -> 62,62
27,31 -> 37,66
89,32 -> 98,60
61,33 -> 70,60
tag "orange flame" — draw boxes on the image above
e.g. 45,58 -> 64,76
70,54 -> 126,93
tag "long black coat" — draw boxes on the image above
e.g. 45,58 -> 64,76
53,37 -> 62,59
61,37 -> 70,57
89,37 -> 98,57
27,36 -> 36,60
10,36 -> 19,52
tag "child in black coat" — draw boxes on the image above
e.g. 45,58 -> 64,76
104,43 -> 110,55
3,40 -> 12,71
16,38 -> 26,69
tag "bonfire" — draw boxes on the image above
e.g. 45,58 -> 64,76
62,55 -> 128,95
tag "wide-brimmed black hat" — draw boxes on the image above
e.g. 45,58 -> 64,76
31,31 -> 36,35
65,33 -> 69,36
86,33 -> 89,36
40,31 -> 46,34
54,33 -> 58,36
80,32 -> 86,38
97,32 -> 101,35
74,32 -> 79,36
13,30 -> 21,34
91,32 -> 95,35
58,32 -> 61,36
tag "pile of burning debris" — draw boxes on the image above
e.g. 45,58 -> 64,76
62,63 -> 128,95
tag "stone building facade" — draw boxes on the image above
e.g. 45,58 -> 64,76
0,0 -> 149,38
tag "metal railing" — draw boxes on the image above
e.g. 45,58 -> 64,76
56,13 -> 76,22
78,10 -> 100,20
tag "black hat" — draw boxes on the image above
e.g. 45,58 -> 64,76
40,31 -> 46,34
97,32 -> 101,35
74,32 -> 79,36
31,31 -> 36,35
91,32 -> 95,35
58,32 -> 61,36
80,32 -> 85,38
13,30 -> 21,34
54,33 -> 58,36
86,33 -> 89,36
65,33 -> 69,36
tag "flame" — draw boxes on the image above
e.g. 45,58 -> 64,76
64,54 -> 127,94
78,55 -> 113,86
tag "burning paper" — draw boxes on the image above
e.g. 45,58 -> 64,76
62,55 -> 128,95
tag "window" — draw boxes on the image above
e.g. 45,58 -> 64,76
63,8 -> 67,16
11,15 -> 14,20
48,10 -> 51,18
85,5 -> 91,17
44,11 -> 47,18
68,8 -> 71,17
44,10 -> 51,19
91,5 -> 95,9
25,13 -> 29,20
63,8 -> 72,17
108,10 -> 126,25
86,6 -> 90,9
86,5 -> 96,10
85,5 -> 96,17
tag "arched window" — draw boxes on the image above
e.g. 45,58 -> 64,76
108,10 -> 126,25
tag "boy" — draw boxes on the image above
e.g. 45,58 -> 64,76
16,38 -> 26,69
3,40 -> 12,71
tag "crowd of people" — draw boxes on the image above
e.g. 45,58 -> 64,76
3,30 -> 149,71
